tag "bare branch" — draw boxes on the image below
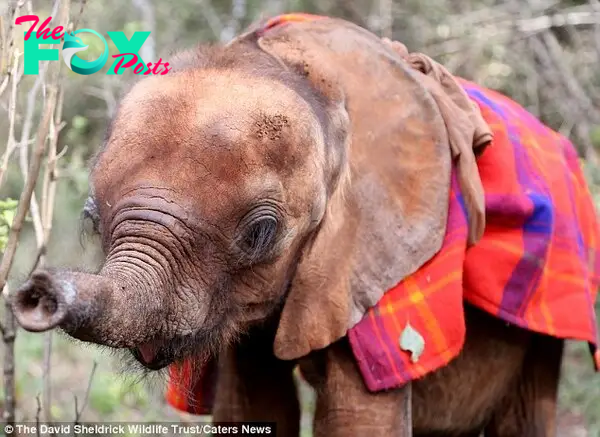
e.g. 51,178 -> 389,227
17,0 -> 64,247
131,0 -> 156,62
74,361 -> 98,424
541,30 -> 599,121
0,1 -> 71,428
15,61 -> 48,242
588,0 -> 600,62
26,246 -> 47,278
0,0 -> 68,288
42,332 -> 53,423
517,10 -> 600,33
35,394 -> 42,433
72,0 -> 87,32
379,0 -> 392,39
2,284 -> 16,430
220,0 -> 247,42
198,0 -> 225,41
0,48 -> 22,187
85,78 -> 117,119
0,0 -> 25,82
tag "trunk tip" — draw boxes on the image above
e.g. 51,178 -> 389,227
11,271 -> 69,332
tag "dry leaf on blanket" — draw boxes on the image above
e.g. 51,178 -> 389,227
399,322 -> 426,363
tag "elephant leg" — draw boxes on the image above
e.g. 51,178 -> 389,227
300,338 -> 412,437
418,433 -> 482,437
212,325 -> 301,437
411,304 -> 530,435
484,334 -> 564,437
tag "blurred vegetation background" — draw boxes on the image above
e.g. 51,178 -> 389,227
0,0 -> 599,435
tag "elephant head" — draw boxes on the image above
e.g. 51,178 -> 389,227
11,18 -> 487,370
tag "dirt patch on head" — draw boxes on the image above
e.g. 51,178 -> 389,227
255,114 -> 290,141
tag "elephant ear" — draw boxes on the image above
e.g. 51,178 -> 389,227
252,18 -> 485,361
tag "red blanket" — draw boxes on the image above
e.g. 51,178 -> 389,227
349,78 -> 600,391
166,14 -> 600,414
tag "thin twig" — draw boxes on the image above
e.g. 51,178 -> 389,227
42,332 -> 53,424
198,0 -> 225,40
517,10 -> 600,33
0,0 -> 24,80
27,246 -> 47,278
220,0 -> 247,42
2,284 -> 16,431
131,0 -> 156,61
379,0 -> 392,39
71,0 -> 87,32
0,49 -> 23,187
34,1 -> 71,426
74,361 -> 98,424
35,394 -> 42,433
85,78 -> 116,119
0,3 -> 25,432
18,76 -> 46,246
39,61 -> 67,430
588,0 -> 600,61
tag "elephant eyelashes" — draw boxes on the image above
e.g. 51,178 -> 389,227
81,196 -> 101,235
239,216 -> 278,260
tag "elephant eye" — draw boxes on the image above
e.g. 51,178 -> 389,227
240,216 -> 278,259
81,196 -> 101,235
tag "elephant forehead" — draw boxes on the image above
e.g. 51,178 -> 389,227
117,71 -> 315,133
92,71 -> 324,212
104,71 -> 322,167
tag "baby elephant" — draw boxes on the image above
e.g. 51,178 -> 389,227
11,14 -> 599,437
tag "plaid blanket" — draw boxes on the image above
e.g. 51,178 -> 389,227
165,14 -> 600,414
349,78 -> 600,391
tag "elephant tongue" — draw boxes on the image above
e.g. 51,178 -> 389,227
137,342 -> 159,363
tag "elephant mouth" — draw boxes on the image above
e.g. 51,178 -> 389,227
130,340 -> 174,371
129,327 -> 219,371
128,313 -> 231,371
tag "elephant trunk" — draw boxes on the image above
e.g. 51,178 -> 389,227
11,264 -> 165,348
